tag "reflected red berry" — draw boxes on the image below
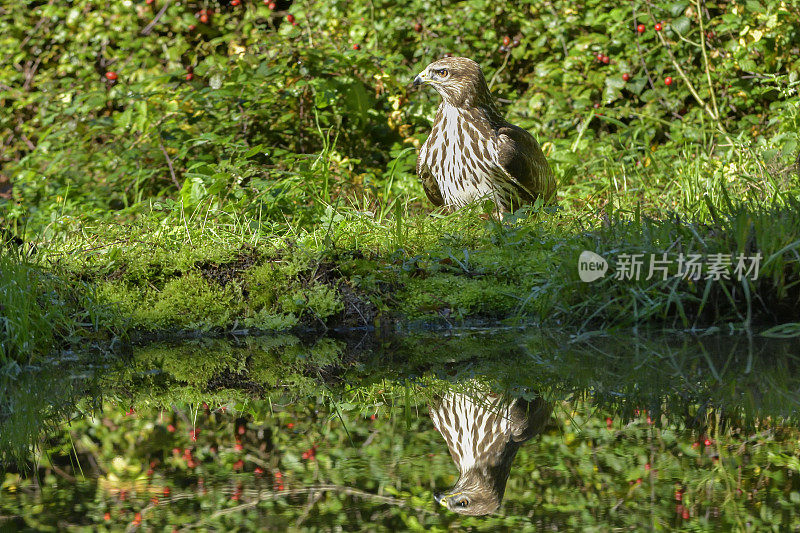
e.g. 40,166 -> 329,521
664,76 -> 673,85
637,24 -> 645,33
286,14 -> 295,23
622,73 -> 630,82
231,0 -> 240,5
655,23 -> 663,31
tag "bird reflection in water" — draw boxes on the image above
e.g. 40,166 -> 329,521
431,391 -> 551,515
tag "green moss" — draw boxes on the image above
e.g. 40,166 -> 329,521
100,272 -> 244,330
135,343 -> 246,386
278,284 -> 343,320
400,274 -> 519,319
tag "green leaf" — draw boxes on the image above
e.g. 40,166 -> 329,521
671,16 -> 691,36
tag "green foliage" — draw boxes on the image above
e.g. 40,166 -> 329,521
3,0 -> 799,233
0,249 -> 122,365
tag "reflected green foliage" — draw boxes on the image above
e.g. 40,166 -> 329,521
2,329 -> 800,528
2,388 -> 799,530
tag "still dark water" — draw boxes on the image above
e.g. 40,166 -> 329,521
1,329 -> 799,531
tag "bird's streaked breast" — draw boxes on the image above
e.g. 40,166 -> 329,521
422,103 -> 518,208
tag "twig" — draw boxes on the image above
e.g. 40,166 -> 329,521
141,0 -> 173,36
632,1 -> 658,94
157,136 -> 182,190
695,0 -> 720,121
488,49 -> 512,91
644,3 -> 732,143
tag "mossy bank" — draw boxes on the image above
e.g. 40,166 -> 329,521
6,196 -> 799,361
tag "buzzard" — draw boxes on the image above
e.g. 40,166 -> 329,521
413,57 -> 556,212
430,391 -> 551,515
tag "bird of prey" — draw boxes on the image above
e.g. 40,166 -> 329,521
413,57 -> 556,213
430,390 -> 551,515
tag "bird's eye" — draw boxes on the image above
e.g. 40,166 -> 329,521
436,68 -> 449,77
456,499 -> 468,508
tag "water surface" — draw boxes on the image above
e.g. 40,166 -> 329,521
2,329 -> 799,530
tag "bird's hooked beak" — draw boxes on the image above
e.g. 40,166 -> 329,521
413,69 -> 428,87
434,492 -> 447,507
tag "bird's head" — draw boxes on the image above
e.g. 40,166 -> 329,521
413,57 -> 493,108
433,468 -> 504,516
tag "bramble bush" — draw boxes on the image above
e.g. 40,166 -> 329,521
2,0 -> 799,234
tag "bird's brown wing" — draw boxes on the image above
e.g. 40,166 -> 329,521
508,397 -> 552,443
416,149 -> 445,207
496,125 -> 556,205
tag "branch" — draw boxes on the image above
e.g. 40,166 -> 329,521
141,0 -> 173,36
157,136 -> 182,190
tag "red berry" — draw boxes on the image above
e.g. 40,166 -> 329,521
233,459 -> 244,470
188,24 -> 196,31
151,496 -> 159,505
655,23 -> 662,31
105,71 -> 118,81
287,422 -> 294,429
254,467 -> 264,475
637,24 -> 645,33
185,73 -> 193,81
286,13 -> 295,23
146,0 -> 154,4
601,55 -> 609,64
104,512 -> 111,521
167,424 -> 175,432
414,22 -> 422,32
268,1 -> 276,7
352,43 -> 360,50
622,73 -> 630,82
606,417 -> 613,428
163,487 -> 170,496
147,468 -> 154,476
664,76 -> 673,85
636,478 -> 643,484
200,14 -> 208,23
675,491 -> 683,501
133,512 -> 142,524
704,438 -> 712,446
503,35 -> 511,47
231,0 -> 240,5
682,509 -> 689,519
596,52 -> 604,61
645,463 -> 651,470
593,102 -> 600,109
